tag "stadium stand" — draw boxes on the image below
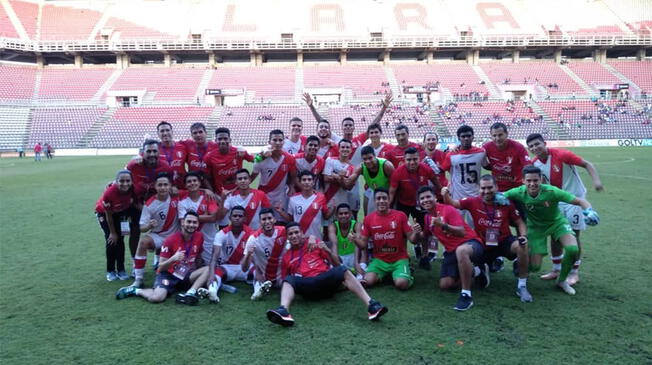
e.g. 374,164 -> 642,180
220,106 -> 315,145
479,62 -> 585,96
40,4 -> 102,41
609,61 -> 652,92
39,69 -> 114,101
392,63 -> 489,98
0,3 -> 19,38
207,66 -> 296,102
10,0 -> 38,39
328,105 -> 432,139
0,107 -> 30,150
102,16 -> 176,40
28,108 -> 107,148
303,64 -> 389,98
0,65 -> 36,101
566,62 -> 622,89
107,68 -> 205,102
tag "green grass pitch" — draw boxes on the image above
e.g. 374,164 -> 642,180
1,147 -> 651,364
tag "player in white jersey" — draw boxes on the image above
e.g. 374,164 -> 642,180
218,169 -> 271,230
278,171 -> 334,240
252,129 -> 297,223
440,125 -> 488,201
131,173 -> 180,288
241,208 -> 288,300
294,135 -> 325,191
324,139 -> 359,215
282,117 -> 307,154
526,133 -> 604,284
177,172 -> 219,265
203,206 -> 254,303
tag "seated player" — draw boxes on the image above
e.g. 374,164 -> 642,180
131,173 -> 180,288
416,186 -> 490,311
327,203 -> 366,276
241,208 -> 287,300
441,175 -> 532,303
265,222 -> 388,327
202,206 -> 253,303
277,170 -> 333,239
503,166 -> 600,295
218,168 -> 270,230
116,211 -> 211,305
356,188 -> 420,291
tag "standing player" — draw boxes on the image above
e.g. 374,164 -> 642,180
282,117 -> 307,154
323,139 -> 358,213
293,135 -> 325,191
356,188 -> 419,291
241,208 -> 288,300
346,146 -> 395,215
367,123 -> 393,159
526,133 -> 604,285
422,131 -> 448,198
204,206 -> 254,303
156,121 -> 187,188
278,171 -> 333,239
131,173 -> 180,288
266,222 -> 388,327
483,123 -> 531,193
441,176 -> 532,302
204,127 -> 254,196
116,211 -> 210,305
415,186 -> 489,311
252,130 -> 297,223
126,139 -> 173,203
503,166 -> 600,295
327,203 -> 365,274
440,125 -> 488,201
219,169 -> 270,230
314,120 -> 340,159
182,123 -> 217,186
385,124 -> 425,168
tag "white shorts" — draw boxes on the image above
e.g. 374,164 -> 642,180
364,188 -> 377,214
340,253 -> 356,269
215,264 -> 249,282
146,232 -> 166,249
560,202 -> 586,231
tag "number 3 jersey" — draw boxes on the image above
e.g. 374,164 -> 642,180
441,147 -> 487,200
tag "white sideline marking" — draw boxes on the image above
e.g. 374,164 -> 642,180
593,158 -> 636,165
601,173 -> 652,181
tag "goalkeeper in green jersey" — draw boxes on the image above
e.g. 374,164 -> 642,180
503,166 -> 600,295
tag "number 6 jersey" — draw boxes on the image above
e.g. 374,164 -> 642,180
441,147 -> 487,200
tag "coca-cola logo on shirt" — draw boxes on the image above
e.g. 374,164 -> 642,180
478,218 -> 501,228
217,167 -> 237,176
374,231 -> 396,241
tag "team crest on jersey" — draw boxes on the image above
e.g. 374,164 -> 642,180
554,165 -> 560,172
495,210 -> 502,218
282,165 -> 287,171
313,203 -> 319,209
250,202 -> 256,209
390,221 -> 396,229
543,201 -> 550,207
177,151 -> 182,158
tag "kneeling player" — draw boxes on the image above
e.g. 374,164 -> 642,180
327,203 -> 366,276
503,166 -> 600,295
442,175 -> 532,302
416,186 -> 489,311
266,222 -> 388,327
116,211 -> 210,305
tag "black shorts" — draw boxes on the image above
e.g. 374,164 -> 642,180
154,271 -> 192,295
284,265 -> 347,300
440,240 -> 485,279
483,236 -> 518,262
395,202 -> 425,227
513,200 -> 527,223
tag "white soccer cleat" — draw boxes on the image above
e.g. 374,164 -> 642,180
250,280 -> 272,301
208,282 -> 220,303
557,280 -> 576,295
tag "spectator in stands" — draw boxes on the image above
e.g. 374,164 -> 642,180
34,142 -> 42,162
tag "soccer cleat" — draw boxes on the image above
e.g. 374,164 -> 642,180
106,271 -> 119,281
454,293 -> 474,311
557,280 -> 576,295
367,299 -> 388,321
115,286 -> 136,300
418,256 -> 432,271
475,263 -> 491,289
251,280 -> 273,301
176,292 -> 199,305
266,306 -> 295,327
116,271 -> 130,281
516,287 -> 533,303
540,270 -> 560,280
567,272 -> 580,286
490,257 -> 505,272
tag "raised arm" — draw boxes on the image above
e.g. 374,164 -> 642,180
372,93 -> 393,125
303,92 -> 324,123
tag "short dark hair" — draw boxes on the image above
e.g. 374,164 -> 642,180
374,187 -> 389,198
490,122 -> 508,133
184,171 -> 203,183
156,121 -> 172,131
336,203 -> 351,212
360,145 -> 375,156
338,138 -> 352,146
456,125 -> 474,137
526,133 -> 545,145
306,135 -> 320,144
298,170 -> 315,180
395,124 -> 409,134
289,117 -> 303,124
342,117 -> 355,124
183,210 -> 199,220
190,122 -> 206,132
259,207 -> 275,217
155,172 -> 171,182
285,221 -> 301,231
405,147 -> 418,155
417,185 -> 435,197
479,174 -> 496,184
367,123 -> 383,134
269,129 -> 284,139
230,205 -> 246,215
318,119 -> 330,125
522,165 -> 542,177
235,168 -> 250,177
142,139 -> 159,149
215,127 -> 230,137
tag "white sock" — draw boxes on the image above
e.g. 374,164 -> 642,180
214,275 -> 223,291
154,255 -> 160,264
134,288 -> 142,295
473,266 -> 481,277
517,278 -> 527,288
186,288 -> 196,295
551,255 -> 563,272
461,289 -> 472,297
134,268 -> 144,280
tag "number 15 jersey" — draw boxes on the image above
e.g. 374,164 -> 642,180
441,147 -> 486,200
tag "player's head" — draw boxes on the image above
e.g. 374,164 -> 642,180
342,117 -> 355,135
417,185 -> 436,211
479,174 -> 497,202
338,138 -> 352,158
423,131 -> 439,150
181,210 -> 200,233
367,123 -> 383,141
305,135 -> 320,157
229,205 -> 246,228
317,119 -> 331,138
184,171 -> 203,191
526,133 -> 547,157
268,129 -> 284,151
190,123 -> 207,144
235,168 -> 251,190
404,147 -> 420,172
298,170 -> 315,191
490,122 -> 509,148
361,145 -> 377,168
289,117 -> 303,136
156,121 -> 173,143
259,207 -> 276,232
373,187 -> 390,213
115,169 -> 133,192
336,203 -> 352,224
285,221 -> 304,246
154,172 -> 171,196
142,139 -> 160,166
215,127 -> 231,151
523,165 -> 542,196
395,124 -> 409,145
456,125 -> 474,148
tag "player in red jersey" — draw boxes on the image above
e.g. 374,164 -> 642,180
278,170 -> 334,239
203,205 -> 254,303
385,124 -> 425,168
357,188 -> 420,290
282,117 -> 307,154
266,222 -> 388,327
293,135 -> 325,191
204,127 -> 254,197
422,131 -> 449,199
95,170 -> 139,281
415,186 -> 489,311
126,139 -> 173,203
156,121 -> 187,188
483,123 -> 531,192
116,211 -> 211,305
182,123 -> 217,186
442,175 -> 532,303
315,119 -> 340,159
218,169 -> 270,230
252,129 -> 297,223
130,173 -> 180,288
241,208 -> 288,300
